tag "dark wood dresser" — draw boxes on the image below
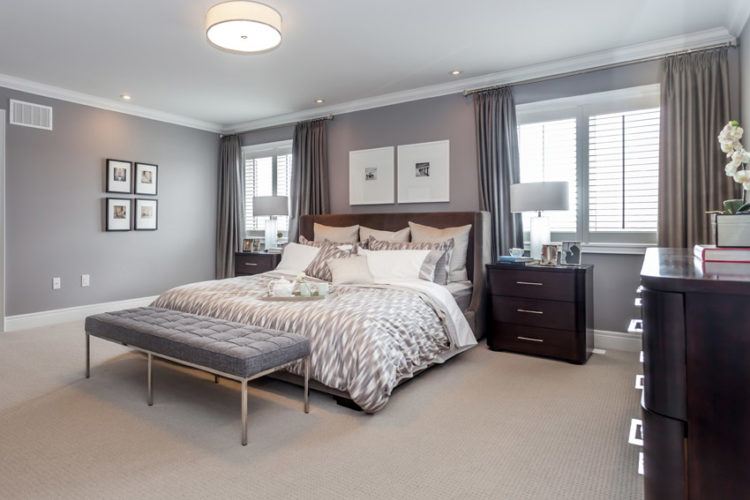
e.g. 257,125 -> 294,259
234,251 -> 281,276
640,248 -> 750,499
486,263 -> 594,364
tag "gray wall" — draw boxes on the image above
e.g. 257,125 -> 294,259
1,86 -> 220,316
742,21 -> 750,123
235,51 -> 741,333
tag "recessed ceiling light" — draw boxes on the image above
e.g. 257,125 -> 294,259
450,70 -> 462,76
206,1 -> 282,54
315,98 -> 325,104
120,94 -> 132,101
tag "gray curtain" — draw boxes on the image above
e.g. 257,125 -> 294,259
289,119 -> 330,241
659,48 -> 737,248
215,135 -> 244,279
474,86 -> 523,259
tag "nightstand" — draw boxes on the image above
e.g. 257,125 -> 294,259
234,251 -> 281,276
486,262 -> 594,364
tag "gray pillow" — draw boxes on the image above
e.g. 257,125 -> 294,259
367,236 -> 454,285
304,244 -> 353,281
359,226 -> 410,244
409,221 -> 471,282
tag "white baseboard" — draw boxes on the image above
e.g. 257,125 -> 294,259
594,329 -> 641,352
3,296 -> 159,332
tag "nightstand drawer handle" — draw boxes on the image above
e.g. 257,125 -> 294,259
516,281 -> 543,286
517,308 -> 543,315
243,262 -> 259,267
517,336 -> 544,343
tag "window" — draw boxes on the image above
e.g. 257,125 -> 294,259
516,85 -> 660,246
243,140 -> 292,235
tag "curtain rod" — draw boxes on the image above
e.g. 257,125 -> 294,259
227,114 -> 334,137
463,41 -> 737,96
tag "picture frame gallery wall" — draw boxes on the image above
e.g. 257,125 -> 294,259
348,140 -> 450,206
104,158 -> 159,231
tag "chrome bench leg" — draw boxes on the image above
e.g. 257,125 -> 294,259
85,332 -> 90,379
241,379 -> 248,446
304,357 -> 310,414
147,353 -> 153,406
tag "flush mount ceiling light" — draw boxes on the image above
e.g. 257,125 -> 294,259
450,70 -> 462,76
120,94 -> 132,100
314,98 -> 325,104
206,1 -> 282,53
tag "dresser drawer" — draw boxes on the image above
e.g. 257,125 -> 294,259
641,402 -> 686,500
491,296 -> 576,330
488,322 -> 577,360
235,253 -> 277,275
488,268 -> 576,301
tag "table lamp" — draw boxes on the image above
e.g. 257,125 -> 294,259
510,182 -> 569,259
253,195 -> 288,251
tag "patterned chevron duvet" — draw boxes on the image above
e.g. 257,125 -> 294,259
151,272 -> 475,412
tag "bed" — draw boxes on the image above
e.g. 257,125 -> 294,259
152,211 -> 491,412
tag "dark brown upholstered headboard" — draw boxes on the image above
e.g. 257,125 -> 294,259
299,212 -> 491,339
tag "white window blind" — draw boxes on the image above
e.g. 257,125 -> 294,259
518,118 -> 578,234
588,108 -> 660,232
243,142 -> 292,234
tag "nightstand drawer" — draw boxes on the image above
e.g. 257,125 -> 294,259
488,323 -> 577,360
488,268 -> 575,301
235,253 -> 278,275
491,296 -> 576,331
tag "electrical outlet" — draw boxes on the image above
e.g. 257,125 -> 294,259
52,277 -> 61,290
81,274 -> 90,287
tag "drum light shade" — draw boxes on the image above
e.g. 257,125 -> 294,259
510,182 -> 570,213
206,1 -> 282,53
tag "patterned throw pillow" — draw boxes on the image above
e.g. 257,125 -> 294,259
299,235 -> 355,252
367,236 -> 454,285
303,243 -> 353,281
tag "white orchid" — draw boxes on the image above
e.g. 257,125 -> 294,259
726,161 -> 740,177
718,121 -> 750,197
734,170 -> 750,191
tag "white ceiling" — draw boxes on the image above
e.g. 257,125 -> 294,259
0,0 -> 748,132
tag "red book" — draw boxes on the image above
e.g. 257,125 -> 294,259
693,244 -> 750,263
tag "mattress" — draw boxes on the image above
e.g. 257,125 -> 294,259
445,280 -> 473,312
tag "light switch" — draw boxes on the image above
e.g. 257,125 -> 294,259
52,277 -> 61,290
81,274 -> 90,287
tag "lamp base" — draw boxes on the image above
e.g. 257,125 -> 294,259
264,217 -> 278,251
529,215 -> 551,260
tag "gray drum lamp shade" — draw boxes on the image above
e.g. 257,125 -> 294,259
510,182 -> 569,213
253,196 -> 289,216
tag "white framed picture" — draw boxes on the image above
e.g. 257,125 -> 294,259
397,140 -> 450,203
134,198 -> 158,231
106,159 -> 132,193
106,198 -> 131,231
135,162 -> 158,195
349,146 -> 395,205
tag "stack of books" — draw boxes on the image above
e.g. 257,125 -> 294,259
497,255 -> 535,264
694,245 -> 750,276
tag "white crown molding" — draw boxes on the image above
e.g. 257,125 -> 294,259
3,295 -> 158,332
0,73 -> 222,133
224,27 -> 735,134
728,0 -> 750,36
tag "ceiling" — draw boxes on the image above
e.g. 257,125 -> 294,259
0,0 -> 748,132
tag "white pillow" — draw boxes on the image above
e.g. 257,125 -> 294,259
358,248 -> 431,281
314,223 -> 359,243
409,221 -> 472,282
327,256 -> 375,285
275,243 -> 320,274
359,226 -> 410,243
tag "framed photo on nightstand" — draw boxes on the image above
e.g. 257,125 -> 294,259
134,162 -> 158,195
106,159 -> 133,193
106,198 -> 131,231
134,198 -> 158,231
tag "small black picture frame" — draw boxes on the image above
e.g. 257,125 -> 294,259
134,198 -> 158,231
134,162 -> 158,195
106,159 -> 133,193
105,198 -> 132,231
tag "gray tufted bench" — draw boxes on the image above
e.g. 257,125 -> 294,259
84,307 -> 311,445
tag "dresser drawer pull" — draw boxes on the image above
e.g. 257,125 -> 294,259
516,281 -> 543,286
627,319 -> 643,334
628,418 -> 644,446
517,336 -> 544,343
243,262 -> 259,267
517,308 -> 544,315
635,374 -> 644,390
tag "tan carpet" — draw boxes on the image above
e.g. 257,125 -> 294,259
0,321 -> 643,499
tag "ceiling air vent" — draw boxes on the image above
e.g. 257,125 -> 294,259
9,99 -> 53,131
